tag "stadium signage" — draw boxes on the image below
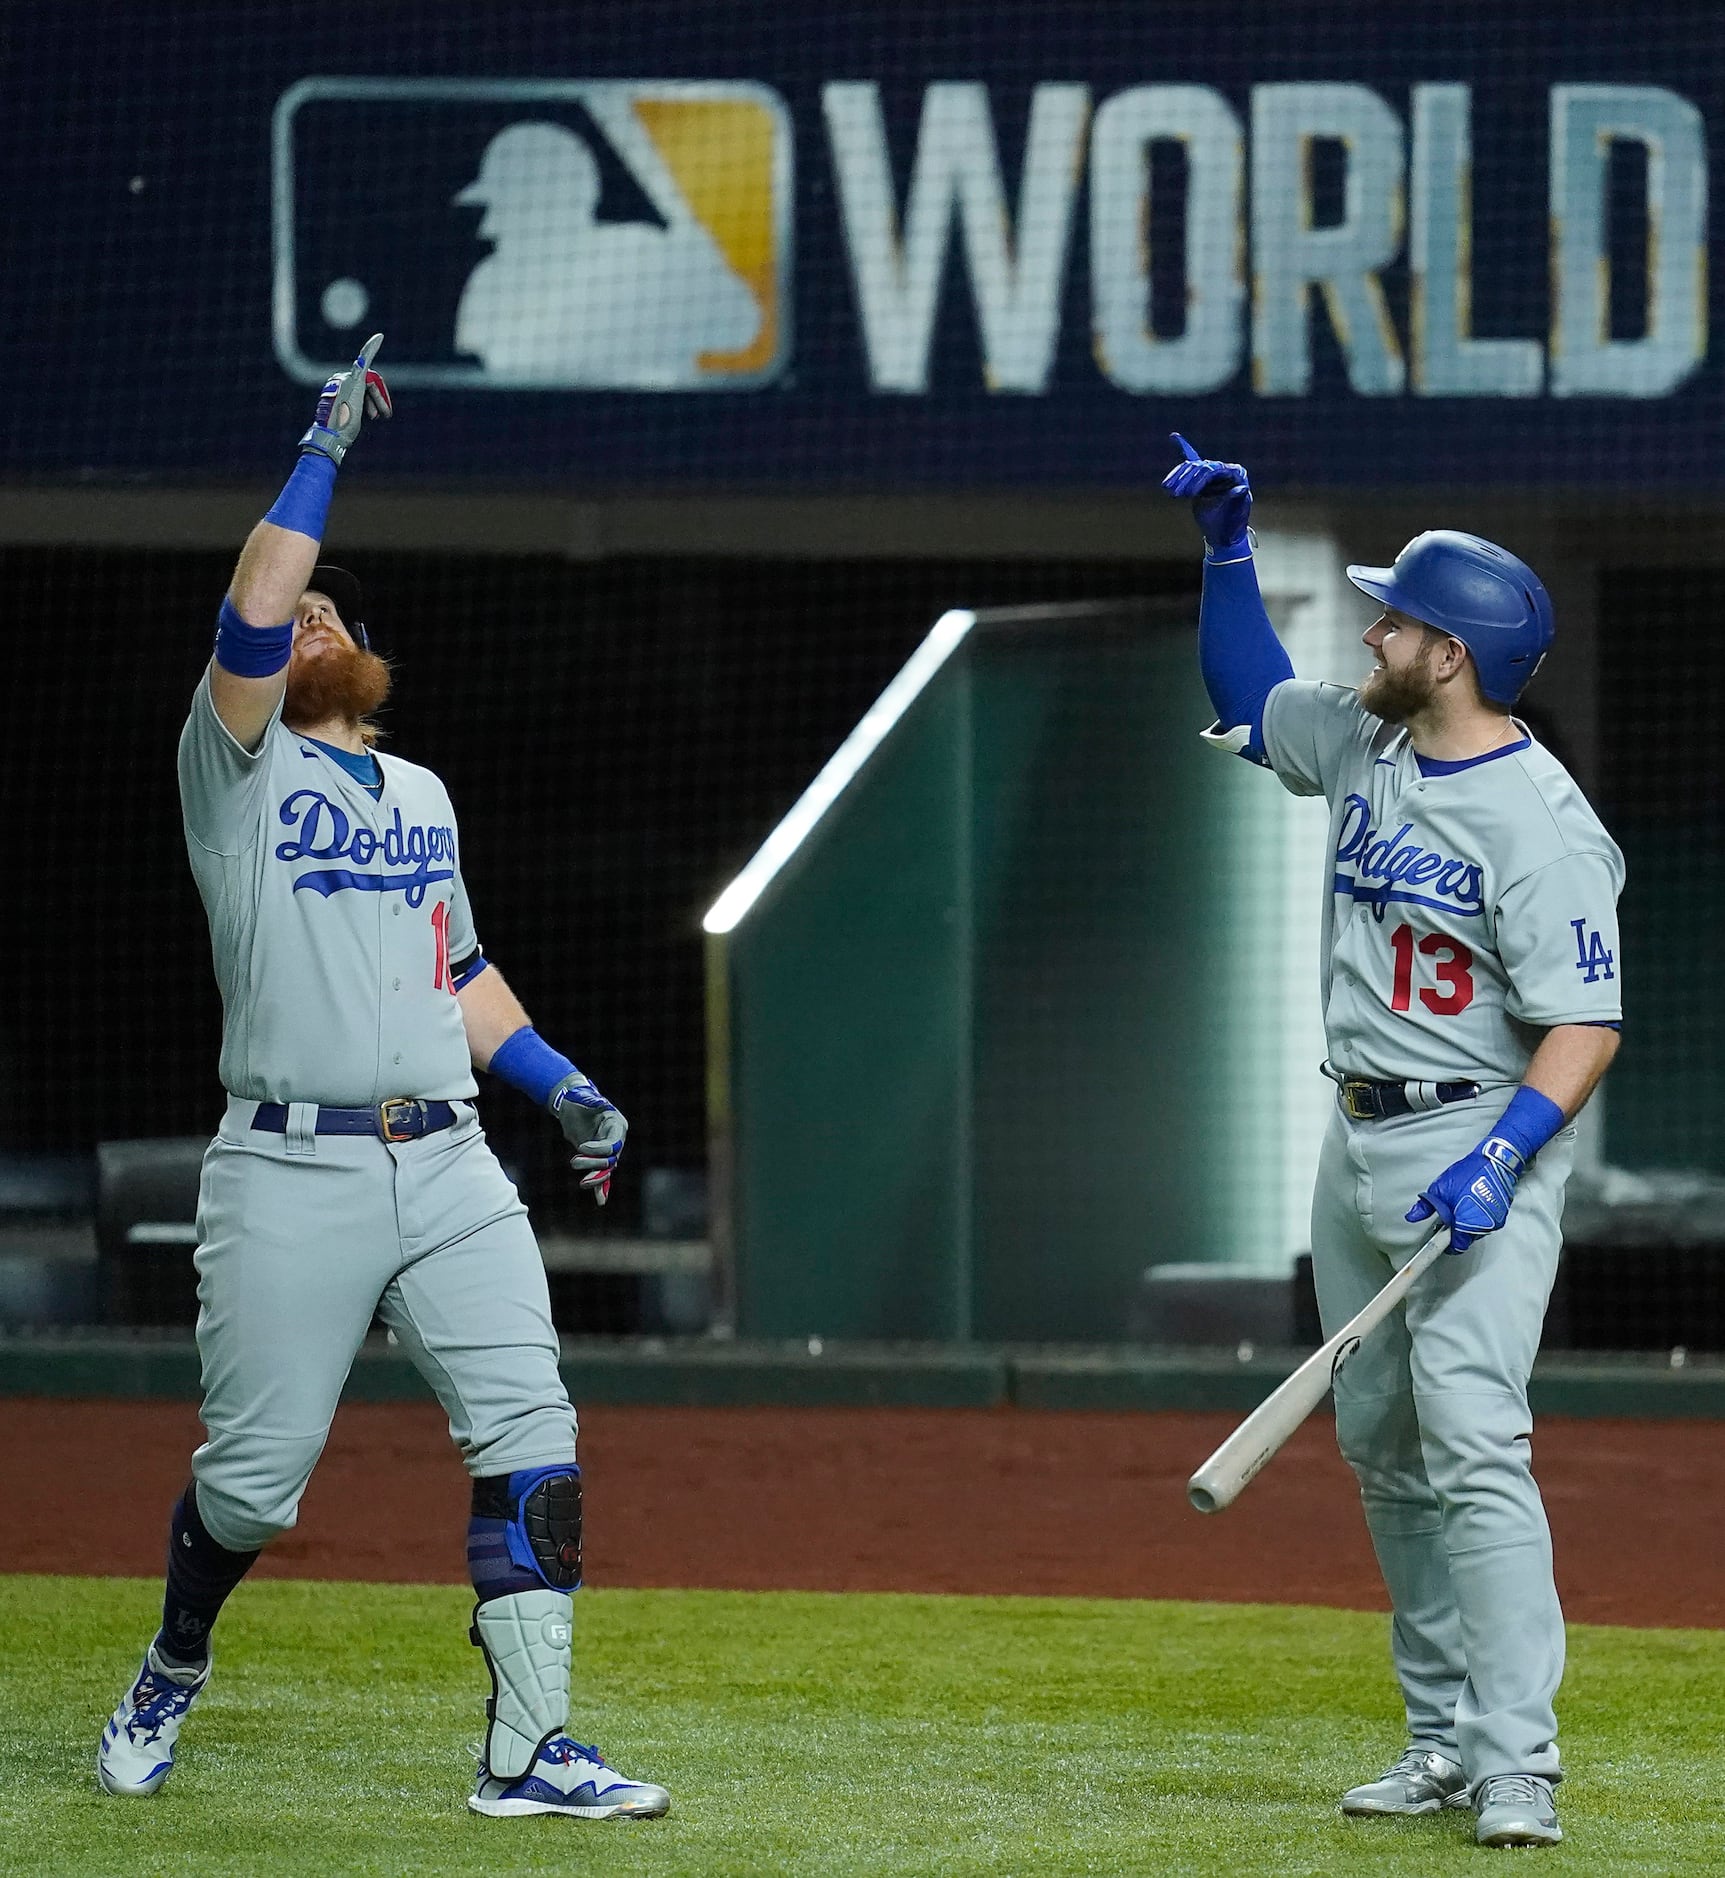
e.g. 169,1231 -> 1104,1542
275,79 -> 795,392
277,78 -> 1706,404
825,81 -> 1706,402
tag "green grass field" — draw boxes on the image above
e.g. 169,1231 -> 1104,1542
1,1577 -> 1720,1876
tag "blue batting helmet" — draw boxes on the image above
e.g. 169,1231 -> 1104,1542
1346,531 -> 1553,705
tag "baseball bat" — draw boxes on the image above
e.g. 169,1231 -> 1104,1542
1186,1228 -> 1451,1514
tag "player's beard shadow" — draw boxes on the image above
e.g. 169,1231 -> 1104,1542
283,642 -> 393,738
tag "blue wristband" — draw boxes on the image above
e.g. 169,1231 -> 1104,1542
264,451 -> 337,541
489,1025 -> 579,1109
213,596 -> 292,677
1487,1085 -> 1566,1165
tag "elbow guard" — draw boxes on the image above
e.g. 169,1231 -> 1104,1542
1200,720 -> 1271,767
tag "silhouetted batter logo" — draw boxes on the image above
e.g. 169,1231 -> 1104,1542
273,79 -> 792,391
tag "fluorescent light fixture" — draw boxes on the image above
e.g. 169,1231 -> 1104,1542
703,608 -> 975,935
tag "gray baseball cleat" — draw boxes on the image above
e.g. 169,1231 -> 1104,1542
1341,1746 -> 1470,1816
1474,1774 -> 1562,1848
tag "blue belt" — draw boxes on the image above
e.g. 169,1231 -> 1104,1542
251,1099 -> 459,1143
1339,1078 -> 1481,1123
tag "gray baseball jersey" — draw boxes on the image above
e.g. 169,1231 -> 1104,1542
175,665 -> 576,1556
1260,680 -> 1624,1085
177,670 -> 480,1106
1247,674 -> 1624,1787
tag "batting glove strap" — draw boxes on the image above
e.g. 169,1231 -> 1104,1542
1479,1135 -> 1528,1180
549,1071 -> 611,1123
298,422 -> 349,466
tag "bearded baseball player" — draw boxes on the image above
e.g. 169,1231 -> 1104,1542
96,338 -> 669,1822
1165,437 -> 1623,1850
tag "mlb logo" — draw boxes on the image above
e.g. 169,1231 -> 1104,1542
272,78 -> 793,390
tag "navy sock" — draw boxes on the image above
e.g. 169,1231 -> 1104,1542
155,1483 -> 259,1667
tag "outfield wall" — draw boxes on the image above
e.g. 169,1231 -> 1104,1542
4,1335 -> 1720,1420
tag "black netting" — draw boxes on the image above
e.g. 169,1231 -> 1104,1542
0,2 -> 1718,1348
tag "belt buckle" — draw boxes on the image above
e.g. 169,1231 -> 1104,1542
1342,1082 -> 1374,1123
378,1097 -> 426,1142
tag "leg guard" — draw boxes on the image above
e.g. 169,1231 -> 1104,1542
471,1466 -> 583,1592
471,1589 -> 572,1781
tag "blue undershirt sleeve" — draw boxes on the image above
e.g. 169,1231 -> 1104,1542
1197,554 -> 1296,765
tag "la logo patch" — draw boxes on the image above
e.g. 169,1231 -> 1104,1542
1570,917 -> 1615,984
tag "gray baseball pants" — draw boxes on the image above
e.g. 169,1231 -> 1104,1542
189,1098 -> 577,1554
1311,1095 -> 1576,1789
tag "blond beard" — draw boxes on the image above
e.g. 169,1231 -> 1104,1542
283,640 -> 392,733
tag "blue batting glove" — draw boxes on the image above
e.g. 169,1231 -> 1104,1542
1161,433 -> 1253,557
1406,1136 -> 1528,1254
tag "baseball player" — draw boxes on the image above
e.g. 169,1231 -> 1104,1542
96,339 -> 669,1822
1165,437 -> 1623,1850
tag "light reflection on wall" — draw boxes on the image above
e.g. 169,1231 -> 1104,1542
1212,524 -> 1367,1269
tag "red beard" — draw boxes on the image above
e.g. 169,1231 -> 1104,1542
283,639 -> 392,731
1357,648 -> 1438,723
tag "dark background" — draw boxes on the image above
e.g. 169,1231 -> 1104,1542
0,549 -> 1196,1228
1597,568 -> 1725,1172
4,549 -> 1713,1229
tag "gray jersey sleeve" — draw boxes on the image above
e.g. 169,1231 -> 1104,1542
449,857 -> 480,963
177,667 -> 285,855
1495,851 -> 1624,1027
1260,679 -> 1370,800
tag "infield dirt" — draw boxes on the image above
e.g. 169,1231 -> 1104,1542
3,1400 -> 1714,1627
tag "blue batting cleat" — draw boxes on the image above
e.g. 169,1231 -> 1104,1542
468,1735 -> 671,1820
97,1644 -> 211,1795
